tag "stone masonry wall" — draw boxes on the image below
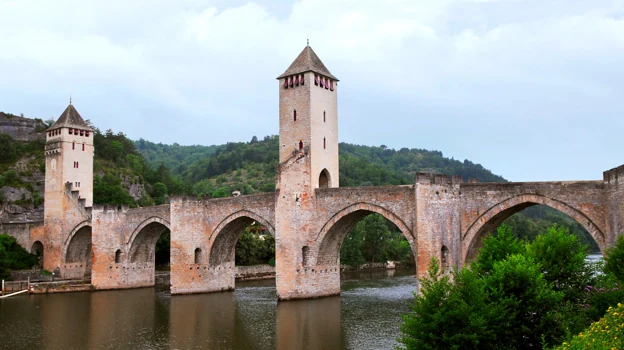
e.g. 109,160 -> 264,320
91,204 -> 170,290
169,193 -> 275,294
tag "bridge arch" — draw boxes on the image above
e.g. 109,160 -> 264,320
128,217 -> 170,264
463,194 -> 606,263
209,210 -> 275,266
63,221 -> 93,277
313,202 -> 414,267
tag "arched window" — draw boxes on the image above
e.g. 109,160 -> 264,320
72,142 -> 75,150
319,169 -> 330,188
323,137 -> 326,149
115,249 -> 121,263
293,109 -> 297,121
323,111 -> 326,122
299,140 -> 303,150
194,248 -> 203,264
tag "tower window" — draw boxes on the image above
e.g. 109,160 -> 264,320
293,109 -> 297,122
299,140 -> 303,150
194,248 -> 203,264
80,130 -> 84,136
68,129 -> 73,135
82,143 -> 85,151
300,74 -> 304,85
85,131 -> 89,137
283,78 -> 288,89
72,142 -> 75,150
289,76 -> 294,87
294,75 -> 299,86
76,162 -> 79,168
314,74 -> 319,86
323,111 -> 326,122
324,137 -> 326,149
325,78 -> 329,89
330,80 -> 334,91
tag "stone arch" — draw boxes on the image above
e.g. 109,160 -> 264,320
127,216 -> 170,246
209,210 -> 275,266
314,202 -> 414,266
319,168 -> 331,188
128,220 -> 170,263
64,224 -> 92,277
462,194 -> 606,263
64,222 -> 92,264
31,241 -> 44,268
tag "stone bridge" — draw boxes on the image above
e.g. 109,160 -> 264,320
6,44 -> 624,300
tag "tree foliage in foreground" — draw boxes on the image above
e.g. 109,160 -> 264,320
399,225 -> 624,350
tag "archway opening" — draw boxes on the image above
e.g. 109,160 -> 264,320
318,210 -> 415,278
31,241 -> 44,269
65,225 -> 92,277
466,203 -> 602,262
319,169 -> 331,188
211,215 -> 275,286
115,249 -> 121,263
129,221 -> 170,277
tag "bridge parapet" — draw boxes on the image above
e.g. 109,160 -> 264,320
415,173 -> 463,185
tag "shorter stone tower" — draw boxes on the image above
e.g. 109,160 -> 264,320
43,103 -> 94,273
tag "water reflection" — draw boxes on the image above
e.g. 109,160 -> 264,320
0,268 -> 416,350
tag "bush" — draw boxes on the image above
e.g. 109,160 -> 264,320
525,225 -> 590,302
0,233 -> 38,279
603,235 -> 624,284
555,303 -> 624,350
472,224 -> 524,276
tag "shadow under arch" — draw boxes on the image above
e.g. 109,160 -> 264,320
209,210 -> 275,266
126,216 -> 171,246
319,168 -> 331,188
313,202 -> 414,267
463,194 -> 606,263
63,221 -> 93,277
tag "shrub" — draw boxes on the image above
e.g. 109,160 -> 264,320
0,233 -> 39,279
472,224 -> 524,276
555,303 -> 624,350
603,235 -> 624,284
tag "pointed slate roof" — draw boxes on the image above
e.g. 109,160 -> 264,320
49,104 -> 93,131
277,45 -> 338,81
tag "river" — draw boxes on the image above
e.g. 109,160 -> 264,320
0,268 -> 416,350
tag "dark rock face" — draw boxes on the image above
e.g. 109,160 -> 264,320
0,112 -> 46,142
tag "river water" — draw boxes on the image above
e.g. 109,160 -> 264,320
0,268 -> 416,350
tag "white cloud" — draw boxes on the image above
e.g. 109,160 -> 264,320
0,0 -> 622,181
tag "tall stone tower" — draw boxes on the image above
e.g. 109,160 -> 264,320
43,103 -> 94,272
275,44 -> 340,299
276,43 -> 339,191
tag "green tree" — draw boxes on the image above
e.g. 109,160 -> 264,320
0,233 -> 39,279
399,259 -> 502,350
603,235 -> 624,283
525,225 -> 590,302
471,224 -> 524,276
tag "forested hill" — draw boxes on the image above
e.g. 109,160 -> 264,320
135,136 -> 506,197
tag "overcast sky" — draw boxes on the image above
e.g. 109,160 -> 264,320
1,0 -> 623,182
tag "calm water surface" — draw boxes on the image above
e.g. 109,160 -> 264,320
0,268 -> 416,350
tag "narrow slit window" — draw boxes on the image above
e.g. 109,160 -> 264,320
293,109 -> 297,121
72,142 -> 75,150
324,137 -> 326,149
323,111 -> 326,122
82,143 -> 85,151
299,140 -> 303,150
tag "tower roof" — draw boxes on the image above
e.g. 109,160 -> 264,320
277,45 -> 338,81
49,104 -> 93,131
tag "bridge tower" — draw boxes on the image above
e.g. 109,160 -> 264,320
275,44 -> 340,299
43,102 -> 94,273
